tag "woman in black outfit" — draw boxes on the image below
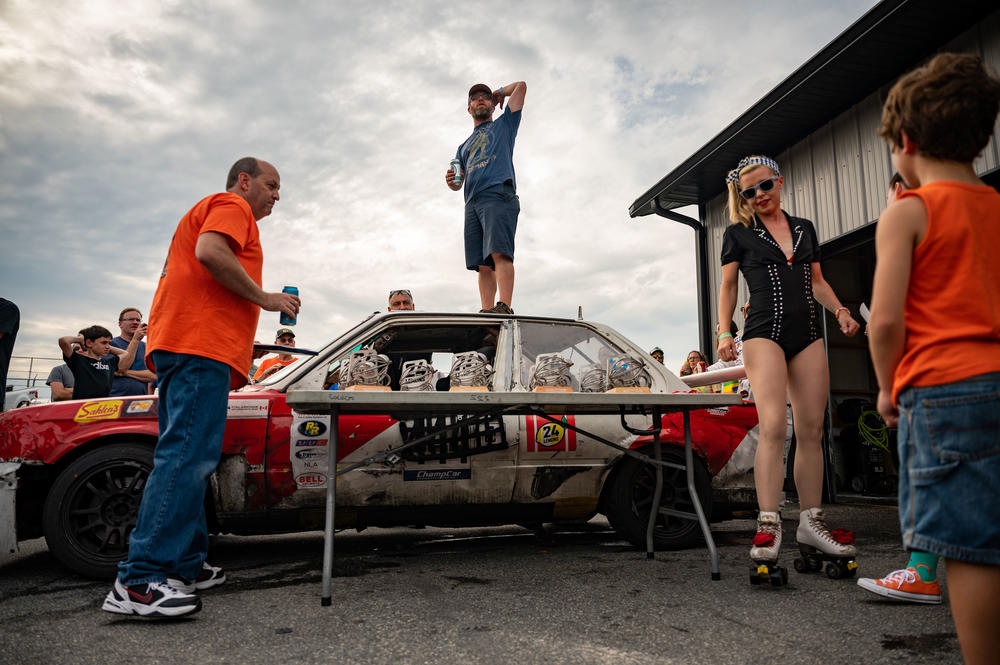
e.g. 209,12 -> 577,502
717,155 -> 860,568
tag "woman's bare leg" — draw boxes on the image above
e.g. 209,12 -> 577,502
786,339 -> 829,510
742,338 -> 790,513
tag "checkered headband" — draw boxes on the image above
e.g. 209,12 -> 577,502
725,156 -> 781,185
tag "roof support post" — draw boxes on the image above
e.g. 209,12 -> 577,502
651,199 -> 714,359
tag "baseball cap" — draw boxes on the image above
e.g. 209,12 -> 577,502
468,83 -> 492,99
276,328 -> 295,340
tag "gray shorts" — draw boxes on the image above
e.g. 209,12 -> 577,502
464,181 -> 519,270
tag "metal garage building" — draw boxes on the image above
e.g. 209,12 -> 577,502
629,0 -> 1000,496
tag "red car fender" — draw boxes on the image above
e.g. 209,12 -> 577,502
631,404 -> 759,475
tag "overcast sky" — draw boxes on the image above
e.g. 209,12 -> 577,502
1,0 -> 878,382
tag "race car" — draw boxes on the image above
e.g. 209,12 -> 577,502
0,312 -> 758,578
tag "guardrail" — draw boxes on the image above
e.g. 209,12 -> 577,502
5,356 -> 62,389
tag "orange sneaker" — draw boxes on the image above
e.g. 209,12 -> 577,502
857,567 -> 941,604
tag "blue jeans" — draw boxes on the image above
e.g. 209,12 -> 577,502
897,371 -> 1000,564
118,351 -> 230,585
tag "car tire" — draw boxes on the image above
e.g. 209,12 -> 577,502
603,445 -> 712,551
42,442 -> 154,579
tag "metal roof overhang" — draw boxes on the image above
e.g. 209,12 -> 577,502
629,0 -> 998,219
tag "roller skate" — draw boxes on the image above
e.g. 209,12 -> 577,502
793,507 -> 858,579
748,511 -> 787,587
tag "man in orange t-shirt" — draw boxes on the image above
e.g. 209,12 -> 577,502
104,157 -> 300,619
252,327 -> 298,381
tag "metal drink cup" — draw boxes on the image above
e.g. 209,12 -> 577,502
449,159 -> 464,186
280,285 -> 298,325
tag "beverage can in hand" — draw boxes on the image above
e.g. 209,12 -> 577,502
280,285 -> 298,325
449,159 -> 464,186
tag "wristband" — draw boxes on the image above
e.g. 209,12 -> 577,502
834,306 -> 849,320
496,89 -> 504,97
718,332 -> 733,341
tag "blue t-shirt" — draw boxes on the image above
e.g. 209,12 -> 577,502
456,106 -> 521,203
109,335 -> 148,396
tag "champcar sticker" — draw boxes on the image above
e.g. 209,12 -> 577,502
226,399 -> 269,419
74,400 -> 124,423
525,414 -> 577,452
403,469 -> 472,481
125,399 -> 155,415
291,411 -> 332,488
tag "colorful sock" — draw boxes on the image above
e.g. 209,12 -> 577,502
906,551 -> 939,582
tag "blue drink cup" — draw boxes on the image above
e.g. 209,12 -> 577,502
280,285 -> 298,325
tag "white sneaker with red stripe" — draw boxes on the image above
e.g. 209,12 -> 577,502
102,579 -> 201,617
167,561 -> 226,594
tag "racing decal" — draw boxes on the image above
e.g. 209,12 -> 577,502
293,438 -> 328,447
525,414 -> 577,452
291,411 -> 332,488
294,449 -> 325,460
295,472 -> 327,487
226,399 -> 270,419
125,399 -> 155,415
706,407 -> 730,416
297,419 -> 328,436
397,414 -> 506,462
403,468 -> 472,481
73,400 -> 124,423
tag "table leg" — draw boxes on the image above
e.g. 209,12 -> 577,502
646,407 -> 663,560
321,407 -> 339,606
685,408 -> 720,580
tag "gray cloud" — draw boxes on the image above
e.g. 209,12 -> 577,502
0,0 -> 877,378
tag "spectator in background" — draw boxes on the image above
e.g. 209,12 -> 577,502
679,350 -> 707,377
46,352 -> 76,401
0,298 -> 19,411
252,328 -> 298,382
59,325 -> 140,400
649,347 -> 664,363
111,308 -> 156,396
388,289 -> 415,311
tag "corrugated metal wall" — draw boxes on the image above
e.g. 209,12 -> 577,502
701,17 -> 1000,337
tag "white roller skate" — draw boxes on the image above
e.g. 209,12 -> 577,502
749,511 -> 787,587
794,507 -> 858,579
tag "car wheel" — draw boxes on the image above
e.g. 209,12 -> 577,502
603,445 -> 712,551
42,442 -> 154,578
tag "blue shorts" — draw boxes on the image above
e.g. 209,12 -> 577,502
897,371 -> 1000,563
464,181 -> 519,271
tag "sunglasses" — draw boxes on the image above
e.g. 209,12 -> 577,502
389,289 -> 412,299
739,176 -> 780,200
469,92 -> 493,102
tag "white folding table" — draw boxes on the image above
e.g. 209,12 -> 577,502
285,389 -> 743,605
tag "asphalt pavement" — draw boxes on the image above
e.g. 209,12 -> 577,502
0,501 -> 962,665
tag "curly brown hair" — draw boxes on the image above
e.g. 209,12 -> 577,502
879,52 -> 1000,162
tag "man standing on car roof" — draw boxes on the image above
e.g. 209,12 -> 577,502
102,157 -> 300,619
446,81 -> 526,315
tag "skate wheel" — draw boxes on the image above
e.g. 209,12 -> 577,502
793,558 -> 807,573
769,567 -> 785,587
749,570 -> 761,585
825,562 -> 843,580
809,556 -> 822,572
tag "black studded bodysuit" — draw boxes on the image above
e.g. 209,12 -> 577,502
720,213 -> 823,360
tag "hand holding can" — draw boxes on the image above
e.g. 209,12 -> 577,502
449,159 -> 464,187
279,285 -> 298,325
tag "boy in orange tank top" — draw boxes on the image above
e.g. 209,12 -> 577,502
869,53 -> 1000,665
